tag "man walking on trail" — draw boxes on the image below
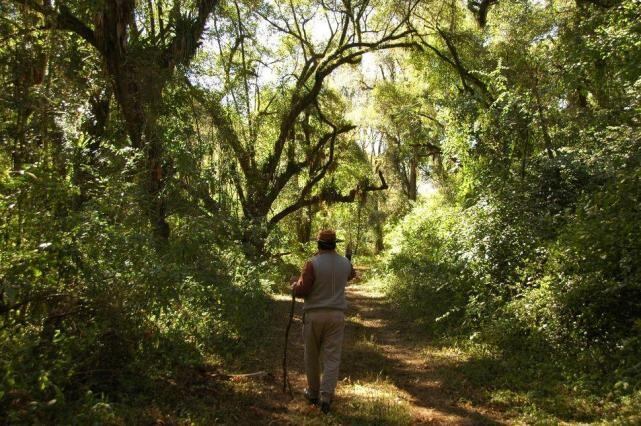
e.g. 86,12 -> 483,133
291,229 -> 356,414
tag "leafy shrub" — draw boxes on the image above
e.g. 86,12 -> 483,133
0,164 -> 270,423
384,194 -> 472,334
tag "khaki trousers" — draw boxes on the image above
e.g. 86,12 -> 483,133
303,308 -> 345,402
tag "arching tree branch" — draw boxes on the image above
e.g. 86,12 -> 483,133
269,171 -> 388,226
15,0 -> 99,50
162,0 -> 219,68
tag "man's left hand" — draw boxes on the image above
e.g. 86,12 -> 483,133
289,275 -> 299,287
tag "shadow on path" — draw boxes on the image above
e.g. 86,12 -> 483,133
220,273 -> 511,425
339,282 -> 504,425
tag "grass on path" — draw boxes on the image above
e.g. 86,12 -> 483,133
214,271 -> 505,425
118,269 -> 640,425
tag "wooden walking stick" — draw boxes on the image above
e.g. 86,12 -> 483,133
282,288 -> 295,396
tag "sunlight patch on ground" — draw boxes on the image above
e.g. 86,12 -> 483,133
347,312 -> 388,329
419,345 -> 472,367
271,378 -> 414,425
334,377 -> 413,425
272,292 -> 294,302
351,274 -> 388,298
353,331 -> 382,351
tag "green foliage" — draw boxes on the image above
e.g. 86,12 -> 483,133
0,144 -> 270,423
384,195 -> 471,334
383,4 -> 641,423
1,0 -> 640,422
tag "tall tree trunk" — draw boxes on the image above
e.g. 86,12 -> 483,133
373,196 -> 385,254
73,89 -> 111,210
296,205 -> 314,244
109,61 -> 171,241
18,0 -> 220,243
144,123 -> 170,241
408,155 -> 418,201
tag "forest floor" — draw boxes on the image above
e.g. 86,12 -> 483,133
214,269 -> 510,425
135,266 -> 639,425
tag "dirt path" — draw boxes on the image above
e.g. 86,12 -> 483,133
224,272 -> 508,425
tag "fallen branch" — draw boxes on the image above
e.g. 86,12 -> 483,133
205,371 -> 271,381
227,371 -> 270,381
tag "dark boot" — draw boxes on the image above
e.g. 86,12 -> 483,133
304,388 -> 319,405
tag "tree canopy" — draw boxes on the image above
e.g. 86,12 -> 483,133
1,0 -> 640,423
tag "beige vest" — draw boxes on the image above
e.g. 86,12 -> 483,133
303,252 -> 351,311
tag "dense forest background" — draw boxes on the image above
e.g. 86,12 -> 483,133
1,0 -> 640,423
